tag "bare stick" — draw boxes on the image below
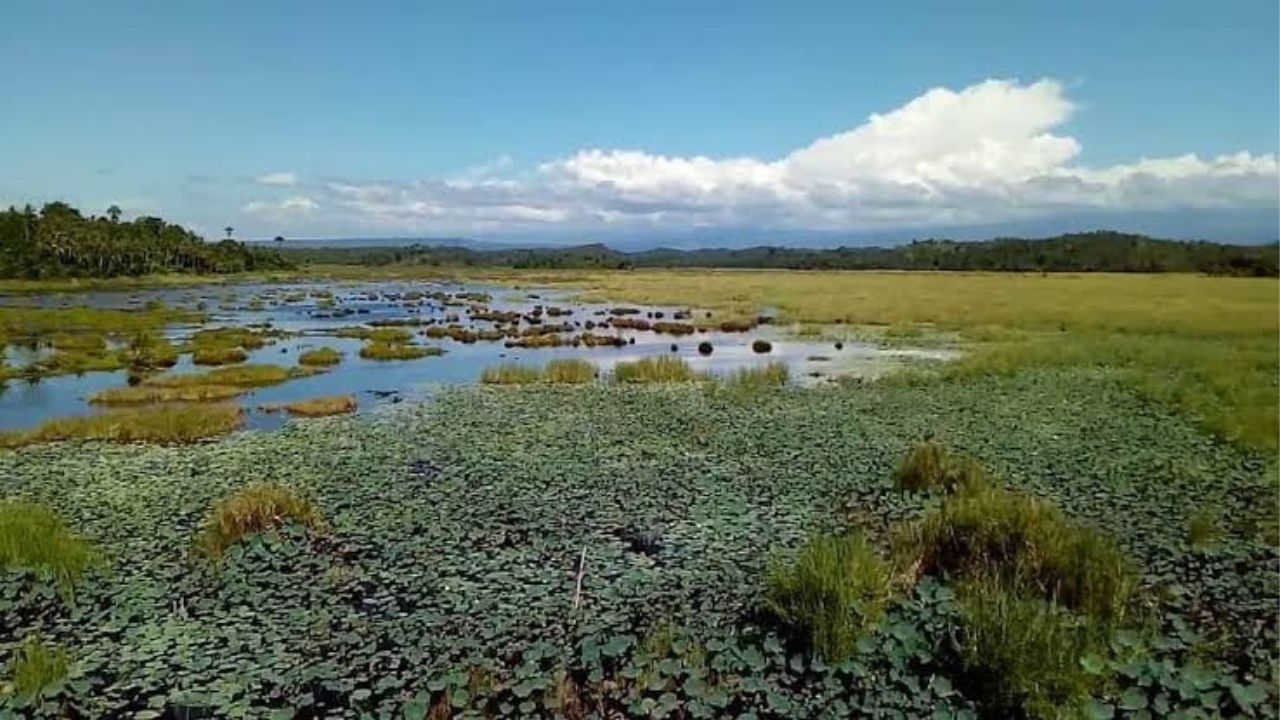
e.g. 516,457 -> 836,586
573,546 -> 588,610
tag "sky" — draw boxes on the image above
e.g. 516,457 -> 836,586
1,0 -> 1277,245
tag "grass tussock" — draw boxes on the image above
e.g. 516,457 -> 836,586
481,363 -> 543,385
195,483 -> 323,559
282,394 -> 357,417
896,485 -> 1136,620
8,636 -> 71,701
763,532 -> 892,662
359,341 -> 440,360
335,326 -> 413,344
192,345 -> 248,365
123,331 -> 179,371
90,384 -> 244,405
0,404 -> 243,447
542,358 -> 597,384
0,501 -> 96,591
298,346 -> 342,367
722,362 -> 789,392
613,356 -> 698,384
893,440 -> 990,493
189,326 -> 268,350
954,581 -> 1108,719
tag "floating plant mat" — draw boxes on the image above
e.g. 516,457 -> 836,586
0,369 -> 1275,717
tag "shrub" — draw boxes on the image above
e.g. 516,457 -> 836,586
0,404 -> 244,447
614,356 -> 698,383
359,342 -> 439,361
8,636 -> 70,701
898,486 -> 1135,620
954,581 -> 1107,719
751,339 -> 773,354
192,346 -> 248,366
697,341 -> 714,355
481,363 -> 543,385
543,359 -> 597,384
763,533 -> 891,662
298,347 -> 342,367
196,483 -> 323,558
283,394 -> 357,417
0,501 -> 96,591
893,440 -> 989,494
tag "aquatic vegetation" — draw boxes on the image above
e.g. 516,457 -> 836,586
542,358 -> 597,384
189,326 -> 269,350
719,318 -> 756,332
763,532 -> 891,661
282,394 -> 357,417
0,304 -> 200,339
7,636 -> 70,701
335,326 -> 413,344
122,331 -> 179,371
0,404 -> 243,447
1188,506 -> 1224,549
714,362 -> 789,395
359,341 -> 440,360
192,345 -> 248,365
0,501 -> 96,591
651,321 -> 695,335
298,346 -> 342,366
613,356 -> 698,383
481,363 -> 543,385
195,483 -> 323,559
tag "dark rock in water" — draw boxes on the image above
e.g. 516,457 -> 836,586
698,341 -> 713,356
752,339 -> 772,354
670,344 -> 678,352
834,341 -> 844,350
280,347 -> 288,353
628,337 -> 636,345
367,389 -> 401,399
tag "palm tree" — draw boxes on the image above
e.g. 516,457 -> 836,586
107,205 -> 122,223
224,226 -> 234,240
273,235 -> 285,243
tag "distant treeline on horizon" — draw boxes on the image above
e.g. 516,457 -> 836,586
286,231 -> 1279,276
0,202 -> 1275,279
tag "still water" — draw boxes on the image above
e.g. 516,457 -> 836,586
0,280 -> 951,431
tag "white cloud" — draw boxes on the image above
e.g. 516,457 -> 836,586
244,196 -> 318,214
238,79 -> 1278,234
255,171 -> 298,187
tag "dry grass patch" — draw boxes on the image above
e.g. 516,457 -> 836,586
90,384 -> 244,405
298,346 -> 342,366
195,483 -> 324,559
359,342 -> 440,360
0,404 -> 243,447
144,363 -> 298,389
282,394 -> 357,417
192,346 -> 248,365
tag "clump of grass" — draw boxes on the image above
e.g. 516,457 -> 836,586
144,363 -> 298,388
763,532 -> 891,662
189,326 -> 268,351
192,345 -> 248,366
751,339 -> 773,353
954,580 -> 1108,719
282,394 -> 357,417
481,363 -> 543,385
614,356 -> 698,383
1188,506 -> 1224,549
0,404 -> 244,448
195,483 -> 323,559
897,486 -> 1136,620
89,384 -> 245,405
722,362 -> 789,392
894,440 -> 990,494
0,501 -> 96,591
123,331 -> 179,371
543,358 -> 597,384
8,635 -> 71,700
359,342 -> 440,360
298,346 -> 342,367
335,326 -> 413,343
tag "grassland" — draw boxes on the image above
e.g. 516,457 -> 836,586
444,268 -> 1277,450
0,404 -> 243,447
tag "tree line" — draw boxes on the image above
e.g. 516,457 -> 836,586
0,203 -> 293,279
286,231 -> 1278,276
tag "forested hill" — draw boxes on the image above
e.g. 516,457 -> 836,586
0,203 -> 292,279
287,231 -> 1279,276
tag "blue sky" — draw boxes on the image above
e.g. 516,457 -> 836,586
2,0 -> 1276,244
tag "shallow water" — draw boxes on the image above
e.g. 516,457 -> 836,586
0,280 -> 954,430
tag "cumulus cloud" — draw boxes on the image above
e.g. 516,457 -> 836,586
255,171 -> 298,187
244,196 -> 318,214
239,79 -> 1278,234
